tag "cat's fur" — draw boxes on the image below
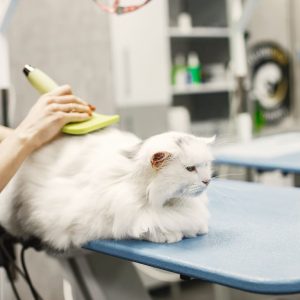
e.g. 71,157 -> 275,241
0,128 -> 214,250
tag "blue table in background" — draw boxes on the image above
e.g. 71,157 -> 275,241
214,132 -> 300,174
81,179 -> 300,298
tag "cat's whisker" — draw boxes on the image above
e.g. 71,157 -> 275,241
209,181 -> 243,193
208,188 -> 241,201
211,137 -> 238,148
211,172 -> 244,179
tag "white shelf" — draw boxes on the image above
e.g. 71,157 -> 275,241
169,27 -> 229,38
172,81 -> 235,95
191,119 -> 230,137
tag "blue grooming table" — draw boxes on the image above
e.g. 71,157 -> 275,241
214,132 -> 300,174
84,179 -> 300,295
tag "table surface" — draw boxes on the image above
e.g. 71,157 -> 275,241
214,132 -> 300,173
85,179 -> 300,295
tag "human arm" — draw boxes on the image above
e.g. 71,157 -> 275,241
0,125 -> 13,142
0,85 -> 93,192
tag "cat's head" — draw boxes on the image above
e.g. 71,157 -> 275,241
133,132 -> 215,206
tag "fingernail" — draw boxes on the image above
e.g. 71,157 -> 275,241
88,104 -> 96,111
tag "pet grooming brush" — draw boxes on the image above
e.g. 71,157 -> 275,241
23,65 -> 119,135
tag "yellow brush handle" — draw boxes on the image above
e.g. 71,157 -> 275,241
23,65 -> 58,94
23,65 -> 120,135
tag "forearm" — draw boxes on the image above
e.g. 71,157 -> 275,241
0,132 -> 34,192
0,125 -> 13,142
0,85 -> 92,192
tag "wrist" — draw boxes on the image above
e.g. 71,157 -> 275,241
0,126 -> 13,142
0,127 -> 36,192
12,128 -> 38,153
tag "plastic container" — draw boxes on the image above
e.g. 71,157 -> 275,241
187,52 -> 201,84
172,54 -> 188,87
178,12 -> 192,33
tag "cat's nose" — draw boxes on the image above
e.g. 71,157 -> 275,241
202,180 -> 210,186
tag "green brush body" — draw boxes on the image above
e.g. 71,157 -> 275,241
23,65 -> 119,135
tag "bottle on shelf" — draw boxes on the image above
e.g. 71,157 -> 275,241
171,53 -> 188,88
187,52 -> 202,85
177,12 -> 192,33
254,101 -> 265,133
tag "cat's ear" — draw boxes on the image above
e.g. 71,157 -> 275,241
198,135 -> 216,145
151,152 -> 172,170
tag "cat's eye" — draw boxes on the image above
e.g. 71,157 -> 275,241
186,166 -> 196,172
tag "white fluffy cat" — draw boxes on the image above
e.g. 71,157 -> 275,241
0,128 -> 214,250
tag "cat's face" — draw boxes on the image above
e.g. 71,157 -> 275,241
139,132 -> 214,205
173,136 -> 213,197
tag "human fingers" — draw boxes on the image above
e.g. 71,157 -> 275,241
45,94 -> 96,111
47,95 -> 89,106
51,96 -> 96,111
48,103 -> 93,115
61,112 -> 92,124
46,84 -> 73,97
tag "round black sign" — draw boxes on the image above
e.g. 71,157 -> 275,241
249,42 -> 290,126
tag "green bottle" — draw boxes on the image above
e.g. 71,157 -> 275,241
254,100 -> 265,133
187,52 -> 201,84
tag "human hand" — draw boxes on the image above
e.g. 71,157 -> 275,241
15,85 -> 95,151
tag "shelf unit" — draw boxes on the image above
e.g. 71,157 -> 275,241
169,27 -> 230,38
109,0 -> 237,137
168,0 -> 233,135
172,81 -> 235,95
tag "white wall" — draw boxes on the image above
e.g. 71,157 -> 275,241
6,0 -> 114,126
247,0 -> 290,46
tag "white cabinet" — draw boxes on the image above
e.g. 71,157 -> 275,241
110,0 -> 171,108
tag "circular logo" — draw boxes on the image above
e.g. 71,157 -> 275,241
249,42 -> 290,125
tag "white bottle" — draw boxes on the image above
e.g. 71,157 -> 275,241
173,54 -> 187,88
178,12 -> 192,33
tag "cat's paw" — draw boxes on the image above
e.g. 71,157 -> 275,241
184,232 -> 197,238
164,232 -> 183,243
197,223 -> 209,235
184,223 -> 208,238
144,229 -> 183,244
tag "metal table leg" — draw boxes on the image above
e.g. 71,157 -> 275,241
294,174 -> 300,187
59,253 -> 152,300
213,284 -> 232,300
